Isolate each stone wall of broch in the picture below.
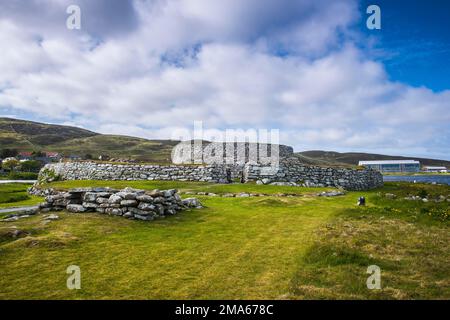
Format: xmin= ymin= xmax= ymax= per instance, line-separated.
xmin=245 ymin=158 xmax=383 ymax=191
xmin=40 ymin=157 xmax=383 ymax=191
xmin=40 ymin=162 xmax=230 ymax=183
xmin=171 ymin=141 xmax=294 ymax=164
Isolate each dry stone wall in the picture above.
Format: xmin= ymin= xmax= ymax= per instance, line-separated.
xmin=39 ymin=187 xmax=202 ymax=221
xmin=39 ymin=158 xmax=383 ymax=191
xmin=40 ymin=162 xmax=229 ymax=183
xmin=245 ymin=158 xmax=383 ymax=190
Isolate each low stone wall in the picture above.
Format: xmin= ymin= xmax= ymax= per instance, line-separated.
xmin=40 ymin=162 xmax=229 ymax=183
xmin=39 ymin=187 xmax=202 ymax=221
xmin=245 ymin=158 xmax=383 ymax=191
xmin=38 ymin=158 xmax=383 ymax=191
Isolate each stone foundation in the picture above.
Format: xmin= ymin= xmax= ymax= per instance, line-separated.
xmin=39 ymin=187 xmax=202 ymax=221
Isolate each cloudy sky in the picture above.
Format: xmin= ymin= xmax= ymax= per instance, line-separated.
xmin=0 ymin=0 xmax=449 ymax=159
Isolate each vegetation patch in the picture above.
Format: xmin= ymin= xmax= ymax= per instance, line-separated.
xmin=0 ymin=183 xmax=43 ymax=210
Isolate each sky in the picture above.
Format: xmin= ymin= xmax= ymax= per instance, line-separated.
xmin=0 ymin=0 xmax=449 ymax=160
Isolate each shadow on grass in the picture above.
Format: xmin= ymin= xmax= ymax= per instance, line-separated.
xmin=288 ymin=198 xmax=450 ymax=299
xmin=289 ymin=239 xmax=402 ymax=299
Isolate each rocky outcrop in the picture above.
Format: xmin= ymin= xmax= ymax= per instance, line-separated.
xmin=39 ymin=187 xmax=202 ymax=221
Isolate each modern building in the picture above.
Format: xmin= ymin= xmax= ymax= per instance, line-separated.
xmin=423 ymin=166 xmax=447 ymax=173
xmin=358 ymin=160 xmax=420 ymax=172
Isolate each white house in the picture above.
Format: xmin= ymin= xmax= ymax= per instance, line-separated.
xmin=423 ymin=166 xmax=447 ymax=173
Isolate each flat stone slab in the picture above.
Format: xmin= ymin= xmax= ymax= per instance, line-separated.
xmin=0 ymin=206 xmax=39 ymax=215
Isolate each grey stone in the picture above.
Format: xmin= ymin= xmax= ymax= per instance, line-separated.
xmin=69 ymin=187 xmax=93 ymax=193
xmin=2 ymin=216 xmax=19 ymax=222
xmin=222 ymin=193 xmax=235 ymax=197
xmin=128 ymin=207 xmax=149 ymax=216
xmin=182 ymin=198 xmax=203 ymax=208
xmin=138 ymin=202 xmax=156 ymax=211
xmin=67 ymin=204 xmax=86 ymax=213
xmin=96 ymin=197 xmax=110 ymax=204
xmin=108 ymin=194 xmax=122 ymax=204
xmin=163 ymin=189 xmax=177 ymax=197
xmin=318 ymin=191 xmax=346 ymax=197
xmin=105 ymin=208 xmax=122 ymax=216
xmin=44 ymin=214 xmax=60 ymax=221
xmin=237 ymin=193 xmax=250 ymax=197
xmin=83 ymin=192 xmax=98 ymax=202
xmin=123 ymin=212 xmax=134 ymax=218
xmin=116 ymin=192 xmax=136 ymax=200
xmin=136 ymin=194 xmax=154 ymax=202
xmin=147 ymin=189 xmax=163 ymax=197
xmin=134 ymin=214 xmax=154 ymax=221
xmin=96 ymin=208 xmax=106 ymax=214
xmin=82 ymin=202 xmax=99 ymax=209
xmin=120 ymin=200 xmax=138 ymax=207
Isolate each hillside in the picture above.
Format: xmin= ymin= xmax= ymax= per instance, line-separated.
xmin=1 ymin=117 xmax=449 ymax=166
xmin=48 ymin=135 xmax=178 ymax=162
xmin=0 ymin=117 xmax=97 ymax=148
xmin=0 ymin=117 xmax=177 ymax=162
xmin=297 ymin=150 xmax=450 ymax=168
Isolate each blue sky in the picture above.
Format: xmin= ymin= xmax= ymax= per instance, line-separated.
xmin=360 ymin=0 xmax=450 ymax=91
xmin=0 ymin=0 xmax=449 ymax=160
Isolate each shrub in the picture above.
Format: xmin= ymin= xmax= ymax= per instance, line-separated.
xmin=38 ymin=168 xmax=61 ymax=184
xmin=20 ymin=160 xmax=42 ymax=172
xmin=7 ymin=172 xmax=38 ymax=180
xmin=418 ymin=189 xmax=428 ymax=199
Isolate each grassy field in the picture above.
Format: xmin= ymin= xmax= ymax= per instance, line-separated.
xmin=0 ymin=181 xmax=448 ymax=299
xmin=0 ymin=183 xmax=43 ymax=210
xmin=42 ymin=179 xmax=333 ymax=196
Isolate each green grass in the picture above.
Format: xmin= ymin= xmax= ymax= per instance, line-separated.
xmin=0 ymin=181 xmax=448 ymax=299
xmin=3 ymin=172 xmax=39 ymax=180
xmin=43 ymin=179 xmax=333 ymax=195
xmin=0 ymin=183 xmax=43 ymax=209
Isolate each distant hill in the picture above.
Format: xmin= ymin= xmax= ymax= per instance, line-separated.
xmin=0 ymin=117 xmax=98 ymax=148
xmin=1 ymin=117 xmax=449 ymax=167
xmin=0 ymin=117 xmax=177 ymax=163
xmin=297 ymin=150 xmax=450 ymax=168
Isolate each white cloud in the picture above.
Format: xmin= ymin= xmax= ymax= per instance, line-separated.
xmin=0 ymin=0 xmax=448 ymax=159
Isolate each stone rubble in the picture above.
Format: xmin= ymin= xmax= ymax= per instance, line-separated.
xmin=38 ymin=187 xmax=202 ymax=221
xmin=0 ymin=208 xmax=39 ymax=222
xmin=317 ymin=191 xmax=346 ymax=197
xmin=403 ymin=194 xmax=449 ymax=203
